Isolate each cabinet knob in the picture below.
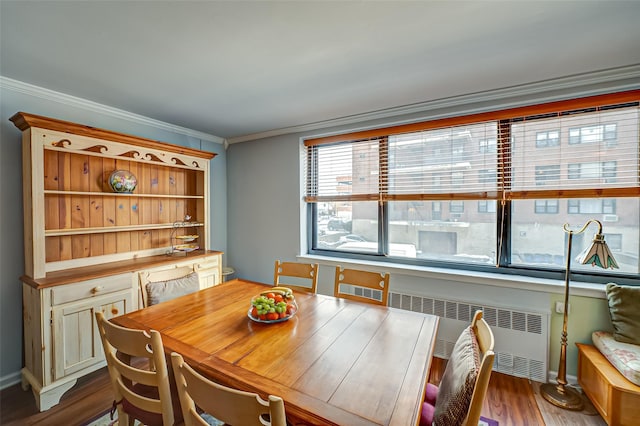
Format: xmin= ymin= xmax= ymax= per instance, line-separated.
xmin=91 ymin=286 xmax=103 ymax=294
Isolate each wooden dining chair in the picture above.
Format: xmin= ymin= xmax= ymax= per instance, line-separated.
xmin=420 ymin=310 xmax=495 ymax=426
xmin=171 ymin=352 xmax=288 ymax=426
xmin=95 ymin=311 xmax=178 ymax=426
xmin=333 ymin=266 xmax=390 ymax=306
xmin=273 ymin=260 xmax=319 ymax=293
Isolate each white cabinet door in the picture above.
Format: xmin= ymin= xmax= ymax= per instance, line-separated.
xmin=194 ymin=255 xmax=221 ymax=289
xmin=51 ymin=290 xmax=132 ymax=380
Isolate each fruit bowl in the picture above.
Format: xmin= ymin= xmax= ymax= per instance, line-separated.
xmin=248 ymin=287 xmax=297 ymax=323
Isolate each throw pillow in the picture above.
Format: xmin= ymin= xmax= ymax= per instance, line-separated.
xmin=146 ymin=272 xmax=200 ymax=306
xmin=432 ymin=325 xmax=481 ymax=426
xmin=605 ymin=283 xmax=640 ymax=345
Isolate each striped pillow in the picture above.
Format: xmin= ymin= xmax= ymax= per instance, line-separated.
xmin=433 ymin=325 xmax=481 ymax=426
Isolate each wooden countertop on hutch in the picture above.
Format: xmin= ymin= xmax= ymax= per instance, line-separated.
xmin=20 ymin=250 xmax=223 ymax=289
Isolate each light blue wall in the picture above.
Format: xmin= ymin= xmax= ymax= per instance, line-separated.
xmin=226 ymin=134 xmax=303 ymax=282
xmin=0 ymin=83 xmax=227 ymax=386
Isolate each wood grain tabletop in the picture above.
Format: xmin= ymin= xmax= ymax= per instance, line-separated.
xmin=112 ymin=278 xmax=439 ymax=426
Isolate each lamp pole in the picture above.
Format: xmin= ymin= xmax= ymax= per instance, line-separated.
xmin=541 ymin=224 xmax=583 ymax=410
xmin=540 ymin=219 xmax=618 ymax=410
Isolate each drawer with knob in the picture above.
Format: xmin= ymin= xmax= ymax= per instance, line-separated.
xmin=50 ymin=273 xmax=132 ymax=306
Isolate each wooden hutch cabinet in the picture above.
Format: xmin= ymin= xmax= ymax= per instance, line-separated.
xmin=10 ymin=112 xmax=222 ymax=410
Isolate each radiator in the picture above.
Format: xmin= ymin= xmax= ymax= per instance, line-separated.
xmin=388 ymin=291 xmax=549 ymax=383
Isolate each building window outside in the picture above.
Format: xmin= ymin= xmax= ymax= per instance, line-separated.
xmin=478 ymin=200 xmax=497 ymax=213
xmin=536 ymin=130 xmax=560 ymax=147
xmin=452 ymin=140 xmax=465 ymax=160
xmin=479 ymin=169 xmax=497 ymax=184
xmin=568 ymin=161 xmax=617 ymax=182
xmin=450 ymin=201 xmax=465 ymax=213
xmin=479 ymin=138 xmax=497 ymax=153
xmin=603 ymin=161 xmax=617 ymax=182
xmin=432 ymin=202 xmax=442 ymax=220
xmin=535 ymin=165 xmax=560 ymax=185
xmin=569 ymin=123 xmax=617 ymax=145
xmin=534 ymin=199 xmax=559 ymax=214
xmin=605 ymin=233 xmax=623 ymax=251
xmin=568 ymin=198 xmax=616 ymax=214
xmin=451 ymin=171 xmax=464 ymax=187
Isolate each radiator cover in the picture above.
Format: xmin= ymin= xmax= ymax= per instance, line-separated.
xmin=388 ymin=291 xmax=549 ymax=382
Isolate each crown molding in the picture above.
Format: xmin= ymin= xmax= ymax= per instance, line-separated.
xmin=227 ymin=64 xmax=640 ymax=144
xmin=0 ymin=76 xmax=225 ymax=145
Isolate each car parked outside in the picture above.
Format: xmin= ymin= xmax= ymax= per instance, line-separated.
xmin=327 ymin=218 xmax=352 ymax=232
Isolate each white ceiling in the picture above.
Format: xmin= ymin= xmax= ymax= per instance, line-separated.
xmin=2 ymin=1 xmax=640 ymax=142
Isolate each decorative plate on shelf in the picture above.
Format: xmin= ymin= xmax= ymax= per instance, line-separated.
xmin=175 ymin=235 xmax=199 ymax=242
xmin=108 ymin=170 xmax=137 ymax=193
xmin=248 ymin=287 xmax=297 ymax=324
xmin=173 ymin=244 xmax=199 ymax=252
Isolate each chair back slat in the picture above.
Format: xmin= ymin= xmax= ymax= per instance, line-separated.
xmin=171 ymin=352 xmax=287 ymax=426
xmin=334 ymin=266 xmax=390 ymax=306
xmin=96 ymin=311 xmax=175 ymax=426
xmin=274 ymin=260 xmax=319 ymax=293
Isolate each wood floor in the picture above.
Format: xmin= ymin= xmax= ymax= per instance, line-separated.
xmin=0 ymin=357 xmax=606 ymax=426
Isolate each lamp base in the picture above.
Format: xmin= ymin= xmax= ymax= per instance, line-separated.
xmin=540 ymin=382 xmax=584 ymax=411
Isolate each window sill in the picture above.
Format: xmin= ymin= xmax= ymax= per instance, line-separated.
xmin=298 ymin=254 xmax=609 ymax=299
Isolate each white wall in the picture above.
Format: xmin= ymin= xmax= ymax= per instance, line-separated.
xmin=0 ymin=80 xmax=227 ymax=388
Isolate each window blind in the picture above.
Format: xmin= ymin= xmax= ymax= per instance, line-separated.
xmin=305 ymin=138 xmax=383 ymax=202
xmin=305 ymin=91 xmax=640 ymax=204
xmin=386 ymin=122 xmax=499 ymax=200
xmin=506 ymin=104 xmax=639 ymax=200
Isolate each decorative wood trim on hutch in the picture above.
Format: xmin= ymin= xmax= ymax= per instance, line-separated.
xmin=11 ymin=112 xmax=222 ymax=411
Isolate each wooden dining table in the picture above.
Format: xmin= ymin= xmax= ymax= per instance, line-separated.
xmin=111 ymin=278 xmax=439 ymax=426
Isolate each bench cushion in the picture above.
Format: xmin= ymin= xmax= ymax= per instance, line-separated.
xmin=593 ymin=331 xmax=640 ymax=386
xmin=605 ymin=283 xmax=640 ymax=345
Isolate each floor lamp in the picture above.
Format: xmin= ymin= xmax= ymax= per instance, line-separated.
xmin=540 ymin=219 xmax=619 ymax=410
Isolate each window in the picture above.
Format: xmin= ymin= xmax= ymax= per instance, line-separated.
xmin=536 ymin=130 xmax=560 ymax=147
xmin=535 ymin=165 xmax=560 ymax=185
xmin=479 ymin=169 xmax=496 ymax=184
xmin=535 ymin=199 xmax=559 ymax=214
xmin=568 ymin=161 xmax=617 ymax=182
xmin=451 ymin=171 xmax=464 ymax=187
xmin=305 ymin=91 xmax=640 ymax=278
xmin=568 ymin=199 xmax=616 ymax=214
xmin=479 ymin=138 xmax=497 ymax=153
xmin=605 ymin=233 xmax=622 ymax=251
xmin=603 ymin=161 xmax=617 ymax=182
xmin=432 ymin=202 xmax=442 ymax=220
xmin=450 ymin=201 xmax=465 ymax=213
xmin=478 ymin=200 xmax=497 ymax=213
xmin=569 ymin=123 xmax=617 ymax=145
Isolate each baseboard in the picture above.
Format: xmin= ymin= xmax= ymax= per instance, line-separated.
xmin=544 ymin=369 xmax=580 ymax=387
xmin=0 ymin=370 xmax=22 ymax=390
